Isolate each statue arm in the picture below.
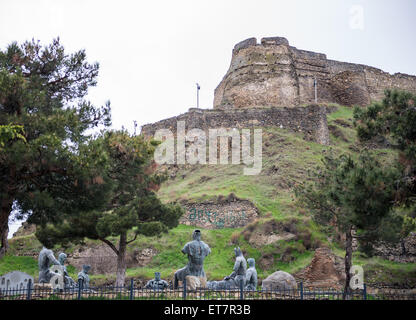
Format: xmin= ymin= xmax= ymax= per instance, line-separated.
xmin=47 ymin=251 xmax=60 ymax=266
xmin=232 ymin=259 xmax=241 ymax=273
xmin=181 ymin=243 xmax=189 ymax=255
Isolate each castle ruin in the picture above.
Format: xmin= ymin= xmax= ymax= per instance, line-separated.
xmin=214 ymin=37 xmax=416 ymax=108
xmin=142 ymin=37 xmax=416 ymax=146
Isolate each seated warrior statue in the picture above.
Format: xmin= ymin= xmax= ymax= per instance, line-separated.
xmin=245 ymin=258 xmax=258 ymax=290
xmin=77 ymin=265 xmax=91 ymax=289
xmin=207 ymin=247 xmax=247 ymax=290
xmin=224 ymin=247 xmax=247 ymax=288
xmin=145 ymin=272 xmax=169 ymax=290
xmin=58 ymin=253 xmax=76 ymax=288
xmin=38 ymin=247 xmax=61 ymax=283
xmin=174 ymin=229 xmax=211 ymax=289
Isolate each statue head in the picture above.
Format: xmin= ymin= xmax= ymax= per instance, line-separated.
xmin=58 ymin=252 xmax=67 ymax=265
xmin=247 ymin=258 xmax=255 ymax=267
xmin=82 ymin=265 xmax=91 ymax=274
xmin=192 ymin=229 xmax=201 ymax=241
xmin=154 ymin=272 xmax=161 ymax=281
xmin=234 ymin=247 xmax=243 ymax=257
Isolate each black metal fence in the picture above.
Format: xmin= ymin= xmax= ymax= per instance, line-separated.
xmin=1 ymin=278 xmax=415 ymax=300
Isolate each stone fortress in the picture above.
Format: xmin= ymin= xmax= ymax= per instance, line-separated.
xmin=214 ymin=36 xmax=416 ymax=108
xmin=141 ymin=36 xmax=416 ymax=146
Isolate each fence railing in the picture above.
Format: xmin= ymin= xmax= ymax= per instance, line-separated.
xmin=1 ymin=279 xmax=415 ymax=300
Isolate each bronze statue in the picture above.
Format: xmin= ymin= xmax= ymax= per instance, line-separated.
xmin=38 ymin=247 xmax=60 ymax=283
xmin=145 ymin=272 xmax=169 ymax=290
xmin=207 ymin=247 xmax=247 ymax=290
xmin=224 ymin=247 xmax=247 ymax=287
xmin=245 ymin=258 xmax=257 ymax=290
xmin=58 ymin=252 xmax=76 ymax=288
xmin=77 ymin=265 xmax=91 ymax=289
xmin=174 ymin=229 xmax=211 ymax=289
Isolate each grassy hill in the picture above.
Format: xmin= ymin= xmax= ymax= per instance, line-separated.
xmin=2 ymin=105 xmax=415 ymax=287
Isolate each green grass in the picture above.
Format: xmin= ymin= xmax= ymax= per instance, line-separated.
xmin=0 ymin=255 xmax=38 ymax=277
xmin=2 ymin=105 xmax=415 ymax=288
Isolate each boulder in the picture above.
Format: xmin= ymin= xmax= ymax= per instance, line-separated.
xmin=185 ymin=275 xmax=207 ymax=291
xmin=261 ymin=271 xmax=297 ymax=291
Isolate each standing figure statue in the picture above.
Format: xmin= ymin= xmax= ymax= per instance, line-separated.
xmin=38 ymin=247 xmax=61 ymax=283
xmin=224 ymin=247 xmax=247 ymax=288
xmin=245 ymin=258 xmax=258 ymax=290
xmin=145 ymin=272 xmax=169 ymax=290
xmin=58 ymin=253 xmax=76 ymax=288
xmin=174 ymin=229 xmax=211 ymax=289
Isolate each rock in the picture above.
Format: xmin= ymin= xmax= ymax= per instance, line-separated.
xmin=372 ymin=232 xmax=416 ymax=263
xmin=261 ymin=271 xmax=297 ymax=291
xmin=185 ymin=276 xmax=207 ymax=291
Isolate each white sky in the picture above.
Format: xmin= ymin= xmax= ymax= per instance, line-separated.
xmin=1 ymin=0 xmax=415 ymax=133
xmin=1 ymin=0 xmax=415 ymax=236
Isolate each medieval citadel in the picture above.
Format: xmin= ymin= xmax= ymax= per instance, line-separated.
xmin=142 ymin=36 xmax=416 ymax=145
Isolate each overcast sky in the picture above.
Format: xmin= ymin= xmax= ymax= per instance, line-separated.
xmin=1 ymin=0 xmax=416 ymax=236
xmin=1 ymin=0 xmax=415 ymax=135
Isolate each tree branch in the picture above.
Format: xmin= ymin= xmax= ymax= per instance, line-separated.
xmin=126 ymin=233 xmax=138 ymax=245
xmin=98 ymin=237 xmax=119 ymax=255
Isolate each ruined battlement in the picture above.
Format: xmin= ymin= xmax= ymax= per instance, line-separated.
xmin=214 ymin=37 xmax=416 ymax=109
xmin=141 ymin=105 xmax=330 ymax=145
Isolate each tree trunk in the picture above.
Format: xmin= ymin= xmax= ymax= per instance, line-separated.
xmin=0 ymin=198 xmax=12 ymax=258
xmin=343 ymin=226 xmax=353 ymax=300
xmin=115 ymin=232 xmax=127 ymax=287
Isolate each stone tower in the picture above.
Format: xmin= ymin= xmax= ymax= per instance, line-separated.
xmin=214 ymin=37 xmax=416 ymax=109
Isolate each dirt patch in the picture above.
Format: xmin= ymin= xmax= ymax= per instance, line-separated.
xmin=249 ymin=232 xmax=296 ymax=246
xmin=328 ymin=125 xmax=349 ymax=142
xmin=295 ymin=247 xmax=345 ymax=289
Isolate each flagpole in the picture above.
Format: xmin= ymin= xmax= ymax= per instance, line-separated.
xmin=196 ymin=83 xmax=200 ymax=108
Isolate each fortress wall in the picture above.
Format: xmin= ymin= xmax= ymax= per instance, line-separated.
xmin=326 ymin=59 xmax=416 ymax=103
xmin=290 ymin=46 xmax=333 ymax=105
xmin=216 ymin=44 xmax=302 ymax=108
xmin=141 ymin=105 xmax=329 ymax=145
xmin=214 ymin=37 xmax=416 ymax=109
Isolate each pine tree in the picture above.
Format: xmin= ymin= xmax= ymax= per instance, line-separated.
xmin=0 ymin=38 xmax=111 ymax=257
xmin=295 ymin=151 xmax=399 ymax=296
xmin=36 ymin=130 xmax=184 ymax=286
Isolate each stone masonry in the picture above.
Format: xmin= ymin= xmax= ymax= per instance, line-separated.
xmin=214 ymin=37 xmax=416 ymax=108
xmin=141 ymin=105 xmax=329 ymax=145
xmin=179 ymin=197 xmax=259 ymax=230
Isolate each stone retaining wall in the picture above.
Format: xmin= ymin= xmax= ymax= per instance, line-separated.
xmin=179 ymin=197 xmax=259 ymax=229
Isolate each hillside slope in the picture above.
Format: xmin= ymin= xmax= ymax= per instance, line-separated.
xmin=2 ymin=105 xmax=415 ymax=288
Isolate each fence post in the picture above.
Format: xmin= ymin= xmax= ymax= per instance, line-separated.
xmin=130 ymin=279 xmax=134 ymax=300
xmin=239 ymin=278 xmax=244 ymax=300
xmin=363 ymin=283 xmax=367 ymax=300
xmin=182 ymin=278 xmax=187 ymax=300
xmin=26 ymin=279 xmax=32 ymax=300
xmin=300 ymin=281 xmax=303 ymax=300
xmin=78 ymin=278 xmax=83 ymax=300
